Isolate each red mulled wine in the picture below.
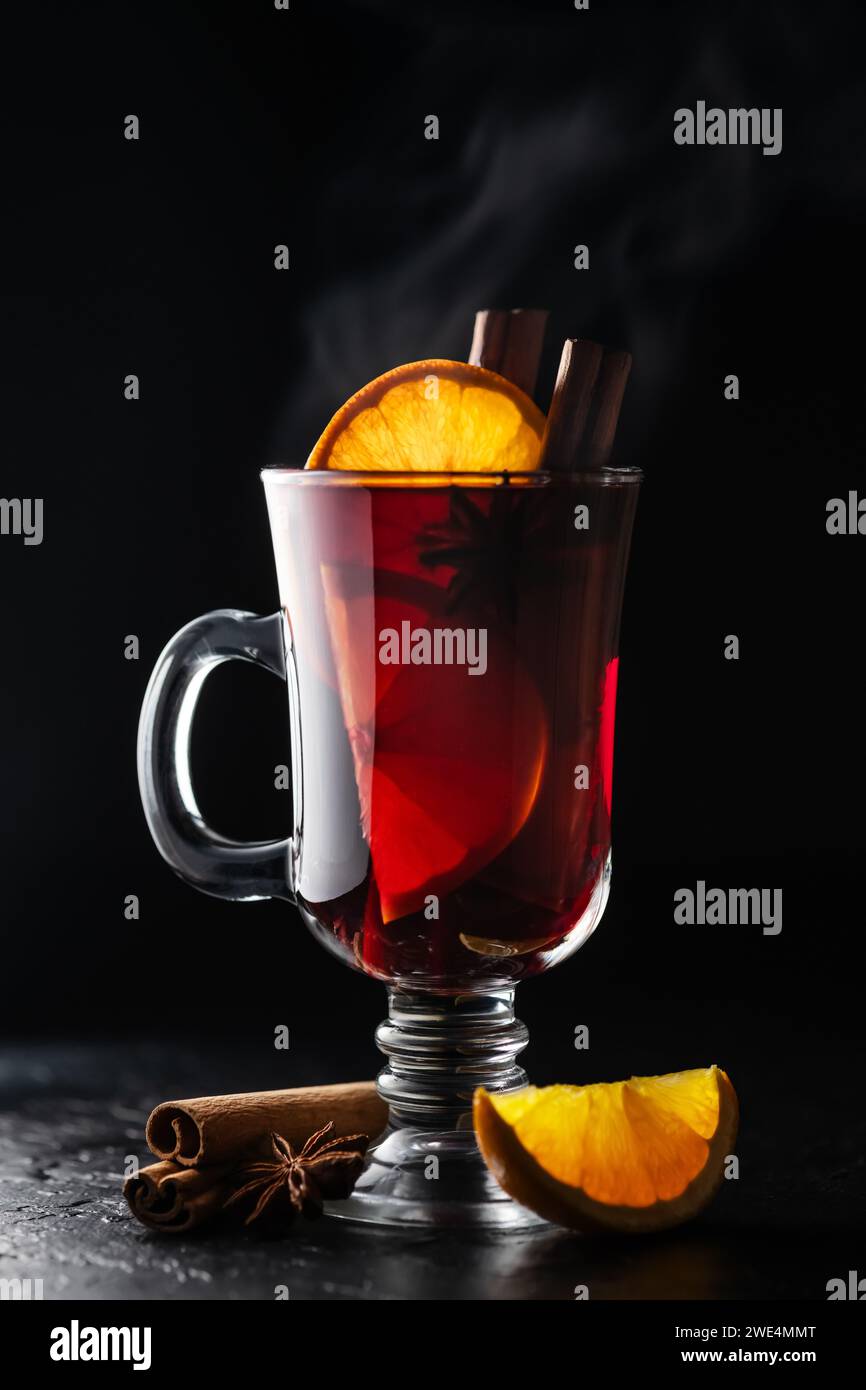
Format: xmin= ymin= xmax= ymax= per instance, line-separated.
xmin=265 ymin=471 xmax=639 ymax=990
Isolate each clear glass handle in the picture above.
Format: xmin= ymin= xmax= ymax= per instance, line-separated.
xmin=137 ymin=609 xmax=294 ymax=902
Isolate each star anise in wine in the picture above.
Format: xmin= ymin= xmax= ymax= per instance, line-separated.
xmin=224 ymin=1123 xmax=369 ymax=1227
xmin=417 ymin=485 xmax=548 ymax=623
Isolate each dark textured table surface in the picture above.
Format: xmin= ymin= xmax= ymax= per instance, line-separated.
xmin=1 ymin=1040 xmax=864 ymax=1302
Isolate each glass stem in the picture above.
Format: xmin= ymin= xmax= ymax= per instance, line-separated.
xmin=375 ymin=987 xmax=529 ymax=1129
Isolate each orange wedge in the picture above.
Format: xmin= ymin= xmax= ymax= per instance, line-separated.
xmin=306 ymin=359 xmax=545 ymax=473
xmin=474 ymin=1066 xmax=738 ymax=1233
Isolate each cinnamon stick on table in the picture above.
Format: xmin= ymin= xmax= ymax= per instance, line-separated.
xmin=540 ymin=338 xmax=632 ymax=472
xmin=469 ymin=308 xmax=548 ymax=399
xmin=125 ymin=1081 xmax=386 ymax=1236
xmin=124 ymin=1160 xmax=233 ymax=1234
xmin=145 ymin=1080 xmax=386 ymax=1167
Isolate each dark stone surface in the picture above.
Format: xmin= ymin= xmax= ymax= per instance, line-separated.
xmin=1 ymin=1040 xmax=864 ymax=1301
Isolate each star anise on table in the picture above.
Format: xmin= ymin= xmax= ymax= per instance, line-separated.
xmin=417 ymin=485 xmax=549 ymax=623
xmin=224 ymin=1123 xmax=369 ymax=1227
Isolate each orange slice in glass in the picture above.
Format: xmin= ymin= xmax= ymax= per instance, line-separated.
xmin=322 ymin=569 xmax=547 ymax=922
xmin=474 ymin=1066 xmax=738 ymax=1233
xmin=306 ymin=360 xmax=545 ymax=473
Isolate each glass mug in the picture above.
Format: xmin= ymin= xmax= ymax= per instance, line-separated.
xmin=138 ymin=467 xmax=641 ymax=1227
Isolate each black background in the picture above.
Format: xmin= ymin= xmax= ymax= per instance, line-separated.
xmin=2 ymin=0 xmax=865 ymax=1132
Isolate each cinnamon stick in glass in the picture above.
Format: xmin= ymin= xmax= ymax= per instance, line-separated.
xmin=540 ymin=338 xmax=632 ymax=472
xmin=580 ymin=348 xmax=632 ymax=469
xmin=468 ymin=308 xmax=548 ymax=399
xmin=145 ymin=1080 xmax=386 ymax=1168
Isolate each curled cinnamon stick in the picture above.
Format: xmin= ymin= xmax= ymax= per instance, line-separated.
xmin=541 ymin=338 xmax=632 ymax=472
xmin=468 ymin=308 xmax=548 ymax=399
xmin=124 ymin=1160 xmax=233 ymax=1234
xmin=145 ymin=1081 xmax=386 ymax=1168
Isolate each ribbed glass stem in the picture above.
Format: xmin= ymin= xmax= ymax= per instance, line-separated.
xmin=375 ymin=987 xmax=529 ymax=1128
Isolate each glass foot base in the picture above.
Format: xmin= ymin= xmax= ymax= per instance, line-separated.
xmin=326 ymin=1124 xmax=550 ymax=1230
